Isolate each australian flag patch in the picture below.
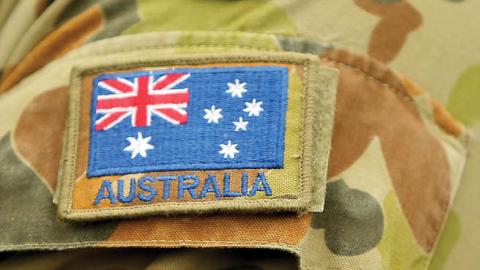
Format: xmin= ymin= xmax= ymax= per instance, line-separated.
xmin=88 ymin=67 xmax=288 ymax=177
xmin=57 ymin=53 xmax=335 ymax=221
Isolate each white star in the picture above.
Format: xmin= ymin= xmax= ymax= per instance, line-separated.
xmin=203 ymin=105 xmax=223 ymax=123
xmin=219 ymin=140 xmax=239 ymax=159
xmin=225 ymin=79 xmax=247 ymax=98
xmin=123 ymin=132 xmax=154 ymax=159
xmin=233 ymin=117 xmax=248 ymax=131
xmin=243 ymin=98 xmax=264 ymax=117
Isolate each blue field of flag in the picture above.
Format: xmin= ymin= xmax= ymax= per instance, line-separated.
xmin=87 ymin=66 xmax=289 ymax=177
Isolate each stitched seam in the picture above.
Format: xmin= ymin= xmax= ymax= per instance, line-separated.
xmin=300 ymin=63 xmax=307 ymax=202
xmin=0 ymin=240 xmax=297 ymax=246
xmin=79 ymin=55 xmax=305 ymax=75
xmin=72 ymin=199 xmax=302 ymax=213
xmin=0 ymin=241 xmax=301 ymax=259
xmin=0 ymin=241 xmax=300 ymax=252
xmin=303 ymin=61 xmax=335 ymax=211
xmin=320 ymin=57 xmax=415 ymax=104
xmin=65 ymin=71 xmax=82 ymax=214
xmin=75 ymin=45 xmax=282 ymax=59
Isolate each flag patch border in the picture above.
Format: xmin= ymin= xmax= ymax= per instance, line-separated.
xmin=56 ymin=52 xmax=337 ymax=221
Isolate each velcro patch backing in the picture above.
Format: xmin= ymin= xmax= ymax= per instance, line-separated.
xmin=57 ymin=52 xmax=337 ymax=221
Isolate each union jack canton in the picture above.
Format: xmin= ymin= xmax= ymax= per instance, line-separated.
xmin=95 ymin=73 xmax=191 ymax=130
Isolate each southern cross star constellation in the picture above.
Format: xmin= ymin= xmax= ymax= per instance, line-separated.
xmin=203 ymin=79 xmax=265 ymax=159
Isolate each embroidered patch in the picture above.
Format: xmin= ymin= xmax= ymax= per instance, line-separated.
xmin=57 ymin=52 xmax=337 ymax=221
xmin=88 ymin=67 xmax=288 ymax=177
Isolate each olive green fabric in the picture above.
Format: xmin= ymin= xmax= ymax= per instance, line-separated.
xmin=0 ymin=134 xmax=118 ymax=249
xmin=0 ymin=1 xmax=477 ymax=269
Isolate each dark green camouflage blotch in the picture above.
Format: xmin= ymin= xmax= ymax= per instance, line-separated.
xmin=0 ymin=134 xmax=117 ymax=250
xmin=311 ymin=180 xmax=384 ymax=256
xmin=56 ymin=0 xmax=139 ymax=41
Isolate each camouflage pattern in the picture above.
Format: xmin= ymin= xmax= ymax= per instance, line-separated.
xmin=0 ymin=1 xmax=478 ymax=269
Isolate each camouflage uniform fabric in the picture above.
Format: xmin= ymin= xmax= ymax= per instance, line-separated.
xmin=0 ymin=1 xmax=478 ymax=269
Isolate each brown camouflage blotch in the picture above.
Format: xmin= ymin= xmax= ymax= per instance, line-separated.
xmin=34 ymin=0 xmax=52 ymax=17
xmin=13 ymin=87 xmax=69 ymax=190
xmin=323 ymin=49 xmax=450 ymax=252
xmin=354 ymin=0 xmax=422 ymax=63
xmin=106 ymin=213 xmax=312 ymax=247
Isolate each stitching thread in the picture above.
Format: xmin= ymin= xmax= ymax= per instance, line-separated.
xmin=0 ymin=240 xmax=299 ymax=252
xmin=74 ymin=199 xmax=301 ymax=213
xmin=319 ymin=57 xmax=415 ymax=105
